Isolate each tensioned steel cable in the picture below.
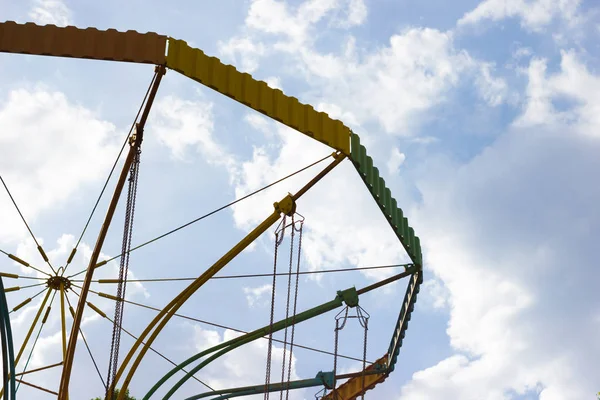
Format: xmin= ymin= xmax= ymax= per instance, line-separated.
xmin=0 ymin=249 xmax=51 ymax=278
xmin=63 ymin=293 xmax=106 ymax=390
xmin=4 ymin=282 xmax=46 ymax=291
xmin=68 ymin=288 xmax=214 ymax=391
xmin=0 ymin=176 xmax=57 ymax=275
xmin=63 ymin=73 xmax=157 ymax=273
xmin=66 ymin=153 xmax=334 ymax=280
xmin=15 ymin=290 xmax=56 ymax=394
xmin=72 ymin=284 xmax=371 ymax=364
xmin=79 ymin=263 xmax=414 ymax=283
xmin=8 ymin=288 xmax=49 ymax=315
xmin=1 ymin=276 xmax=45 ymax=281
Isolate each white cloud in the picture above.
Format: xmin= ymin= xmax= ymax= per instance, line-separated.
xmin=346 ymin=0 xmax=367 ymax=26
xmin=458 ymin=0 xmax=581 ymax=32
xmin=264 ymin=76 xmax=282 ymax=90
xmin=512 ymin=46 xmax=532 ymax=59
xmin=386 ymin=147 xmax=406 ymax=175
xmin=475 ymin=63 xmax=508 ymax=106
xmin=218 ymin=37 xmax=266 ymax=74
xmin=420 ymin=278 xmax=449 ymax=310
xmin=230 ymin=119 xmax=409 ymax=281
xmin=150 ymin=94 xmax=236 ymax=169
xmin=191 ymin=326 xmax=304 ymax=399
xmin=332 ymin=0 xmax=368 ymax=28
xmin=28 ymin=0 xmax=73 ymax=26
xmin=397 ymin=50 xmax=600 ymax=398
xmin=399 ymin=144 xmax=600 ymax=398
xmin=0 ymin=87 xmax=120 ymax=244
xmin=515 ymin=50 xmax=600 ymax=133
xmin=514 ymin=57 xmax=556 ymax=126
xmin=219 ymin=0 xmax=350 ymax=65
xmin=294 ymin=28 xmax=475 ymax=135
xmin=223 ymin=2 xmax=506 ymax=136
xmin=244 ymin=112 xmax=274 ymax=138
xmin=243 ymin=283 xmax=272 ymax=307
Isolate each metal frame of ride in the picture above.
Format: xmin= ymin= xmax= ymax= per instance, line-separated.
xmin=0 ymin=21 xmax=424 ymax=400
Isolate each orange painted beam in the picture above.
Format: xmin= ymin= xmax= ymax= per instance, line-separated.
xmin=323 ymin=356 xmax=388 ymax=400
xmin=0 ymin=21 xmax=166 ymax=64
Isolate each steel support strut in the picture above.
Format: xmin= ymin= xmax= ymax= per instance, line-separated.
xmin=58 ymin=65 xmax=166 ymax=400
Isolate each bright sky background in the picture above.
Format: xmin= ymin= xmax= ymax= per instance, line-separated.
xmin=0 ymin=0 xmax=599 ymax=399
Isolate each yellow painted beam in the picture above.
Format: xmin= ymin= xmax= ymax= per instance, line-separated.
xmin=166 ymin=38 xmax=351 ymax=155
xmin=0 ymin=22 xmax=352 ymax=155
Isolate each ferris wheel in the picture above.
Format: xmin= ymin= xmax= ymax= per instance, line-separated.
xmin=0 ymin=21 xmax=423 ymax=400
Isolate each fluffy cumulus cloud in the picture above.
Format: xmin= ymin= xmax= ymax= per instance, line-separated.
xmin=218 ymin=37 xmax=266 ymax=74
xmin=220 ymin=1 xmax=507 ymax=136
xmin=0 ymin=87 xmax=121 ymax=243
xmin=516 ymin=50 xmax=600 ymax=133
xmin=387 ymin=147 xmax=406 ymax=175
xmin=28 ymin=0 xmax=73 ymax=26
xmin=145 ymin=91 xmax=407 ymax=282
xmin=458 ymin=0 xmax=582 ymax=32
xmin=228 ymin=120 xmax=409 ymax=279
xmin=476 ymin=63 xmax=510 ymax=107
xmin=398 ymin=49 xmax=600 ymax=399
xmin=243 ymin=283 xmax=272 ymax=307
xmin=150 ymin=95 xmax=233 ymax=166
xmin=190 ymin=326 xmax=303 ymax=399
xmin=213 ymin=1 xmax=600 ymax=399
xmin=0 ymin=84 xmax=148 ymax=397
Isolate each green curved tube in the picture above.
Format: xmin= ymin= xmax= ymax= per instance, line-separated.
xmin=0 ymin=277 xmax=16 ymax=399
xmin=144 ymin=287 xmax=357 ymax=399
xmin=184 ymin=371 xmax=334 ymax=400
xmin=163 ymin=332 xmax=261 ymax=399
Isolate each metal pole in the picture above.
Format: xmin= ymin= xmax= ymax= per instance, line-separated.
xmin=58 ymin=65 xmax=166 ymax=399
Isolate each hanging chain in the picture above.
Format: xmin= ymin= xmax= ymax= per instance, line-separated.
xmin=284 ymin=217 xmax=303 ymax=400
xmin=332 ymin=306 xmax=349 ymax=400
xmin=333 ymin=322 xmax=340 ymax=400
xmin=358 ymin=307 xmax=370 ymax=400
xmin=106 ymin=141 xmax=141 ymax=399
xmin=265 ymin=216 xmax=287 ymax=400
xmin=279 ymin=215 xmax=295 ymax=400
xmin=329 ymin=305 xmax=370 ymax=400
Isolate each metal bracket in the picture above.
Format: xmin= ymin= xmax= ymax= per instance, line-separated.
xmin=273 ymin=193 xmax=296 ymax=216
xmin=337 ymin=287 xmax=359 ymax=308
xmin=316 ymin=371 xmax=335 ymax=390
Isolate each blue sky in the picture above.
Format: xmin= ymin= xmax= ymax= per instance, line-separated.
xmin=0 ymin=0 xmax=599 ymax=399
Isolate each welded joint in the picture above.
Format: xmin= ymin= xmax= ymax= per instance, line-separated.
xmin=337 ymin=287 xmax=359 ymax=308
xmin=273 ymin=193 xmax=296 ymax=216
xmin=129 ymin=125 xmax=140 ymax=146
xmin=155 ymin=64 xmax=167 ymax=75
xmin=331 ymin=151 xmax=345 ymax=161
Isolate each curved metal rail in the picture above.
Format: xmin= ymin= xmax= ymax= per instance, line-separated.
xmin=0 ymin=277 xmax=16 ymax=400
